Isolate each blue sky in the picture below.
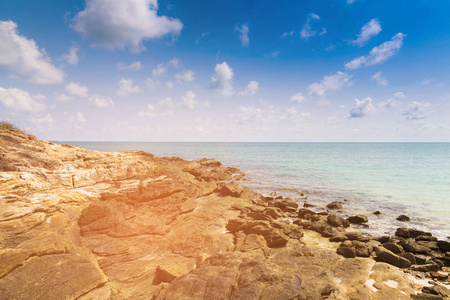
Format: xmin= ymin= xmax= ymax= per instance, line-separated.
xmin=0 ymin=0 xmax=449 ymax=142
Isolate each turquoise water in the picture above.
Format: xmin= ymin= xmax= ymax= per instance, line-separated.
xmin=63 ymin=142 xmax=450 ymax=240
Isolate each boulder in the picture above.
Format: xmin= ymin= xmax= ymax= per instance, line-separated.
xmin=375 ymin=247 xmax=412 ymax=268
xmin=298 ymin=208 xmax=316 ymax=219
xmin=395 ymin=228 xmax=432 ymax=239
xmin=327 ymin=214 xmax=349 ymax=227
xmin=382 ymin=242 xmax=404 ymax=254
xmin=326 ymin=201 xmax=343 ymax=210
xmin=396 ymin=214 xmax=410 ymax=222
xmin=347 ymin=214 xmax=368 ymax=224
xmin=437 ymin=240 xmax=450 ymax=252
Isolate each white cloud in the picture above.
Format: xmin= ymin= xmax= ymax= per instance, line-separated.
xmin=236 ymin=106 xmax=262 ymax=123
xmin=29 ymin=114 xmax=54 ymax=128
xmin=349 ymin=97 xmax=376 ymax=118
xmin=116 ymin=78 xmax=140 ymax=96
xmin=90 ymin=95 xmax=115 ymax=108
xmin=325 ymin=44 xmax=336 ymax=51
xmin=345 ymin=33 xmax=406 ymax=70
xmin=290 ymin=92 xmax=306 ymax=103
xmin=281 ymin=31 xmax=294 ymax=38
xmin=143 ymin=77 xmax=160 ymax=89
xmin=65 ymin=112 xmax=87 ymax=124
xmin=195 ymin=32 xmax=208 ymax=44
xmin=138 ymin=104 xmax=173 ymax=117
xmin=347 ymin=0 xmax=358 ymax=3
xmin=301 ymin=13 xmax=321 ymax=40
xmin=239 ymin=81 xmax=259 ymax=96
xmin=175 ymin=70 xmax=195 ymax=82
xmin=180 ymin=90 xmax=209 ymax=109
xmin=235 ymin=24 xmax=249 ymax=47
xmin=64 ymin=82 xmax=89 ymax=98
xmin=71 ymin=0 xmax=183 ymax=52
xmin=165 ymin=81 xmax=174 ymax=89
xmin=55 ymin=93 xmax=72 ymax=102
xmin=211 ymin=62 xmax=234 ymax=96
xmin=394 ymin=92 xmax=405 ymax=99
xmin=152 ymin=57 xmax=179 ymax=77
xmin=159 ymin=97 xmax=173 ymax=107
xmin=0 ymin=87 xmax=46 ymax=112
xmin=421 ymin=78 xmax=432 ymax=85
xmin=371 ymin=71 xmax=388 ymax=86
xmin=117 ymin=61 xmax=142 ymax=70
xmin=271 ymin=51 xmax=280 ymax=57
xmin=63 ymin=43 xmax=79 ymax=65
xmin=351 ymin=19 xmax=382 ymax=47
xmin=0 ymin=20 xmax=64 ymax=84
xmin=308 ymin=71 xmax=352 ymax=96
xmin=402 ymin=101 xmax=430 ymax=120
xmin=320 ymin=28 xmax=327 ymax=35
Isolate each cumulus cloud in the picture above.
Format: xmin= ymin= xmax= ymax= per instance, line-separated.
xmin=211 ymin=62 xmax=234 ymax=96
xmin=345 ymin=33 xmax=406 ymax=70
xmin=143 ymin=77 xmax=160 ymax=89
xmin=351 ymin=19 xmax=382 ymax=47
xmin=158 ymin=97 xmax=173 ymax=107
xmin=29 ymin=114 xmax=54 ymax=127
xmin=378 ymin=92 xmax=405 ymax=109
xmin=138 ymin=104 xmax=173 ymax=117
xmin=89 ymin=95 xmax=115 ymax=108
xmin=371 ymin=71 xmax=388 ymax=86
xmin=175 ymin=70 xmax=195 ymax=82
xmin=308 ymin=71 xmax=352 ymax=96
xmin=281 ymin=31 xmax=294 ymax=38
xmin=349 ymin=97 xmax=375 ymax=118
xmin=116 ymin=78 xmax=140 ymax=96
xmin=394 ymin=92 xmax=405 ymax=99
xmin=402 ymin=101 xmax=430 ymax=120
xmin=180 ymin=90 xmax=209 ymax=109
xmin=239 ymin=81 xmax=259 ymax=96
xmin=117 ymin=61 xmax=142 ymax=70
xmin=300 ymin=13 xmax=321 ymax=40
xmin=0 ymin=87 xmax=46 ymax=112
xmin=55 ymin=93 xmax=72 ymax=102
xmin=235 ymin=24 xmax=249 ymax=47
xmin=290 ymin=93 xmax=306 ymax=103
xmin=64 ymin=82 xmax=89 ymax=98
xmin=165 ymin=81 xmax=174 ymax=89
xmin=152 ymin=57 xmax=179 ymax=77
xmin=71 ymin=0 xmax=183 ymax=52
xmin=0 ymin=20 xmax=64 ymax=84
xmin=63 ymin=43 xmax=79 ymax=65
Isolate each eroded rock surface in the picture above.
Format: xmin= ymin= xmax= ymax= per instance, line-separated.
xmin=0 ymin=129 xmax=445 ymax=299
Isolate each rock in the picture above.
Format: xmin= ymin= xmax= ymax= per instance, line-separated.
xmin=437 ymin=240 xmax=450 ymax=252
xmin=396 ymin=228 xmax=432 ymax=239
xmin=273 ymin=198 xmax=298 ymax=213
xmin=375 ymin=246 xmax=412 ymax=268
xmin=400 ymin=252 xmax=417 ymax=264
xmin=337 ymin=245 xmax=356 ymax=258
xmin=327 ymin=214 xmax=349 ymax=227
xmin=326 ymin=201 xmax=343 ymax=210
xmin=226 ymin=219 xmax=289 ymax=248
xmin=396 ymin=214 xmax=411 ymax=221
xmin=410 ymin=263 xmax=440 ymax=272
xmin=298 ymin=208 xmax=316 ymax=219
xmin=347 ymin=214 xmax=368 ymax=224
xmin=411 ymin=293 xmax=446 ymax=300
xmin=416 ymin=235 xmax=438 ymax=242
xmin=430 ymin=271 xmax=449 ymax=281
xmin=382 ymin=242 xmax=404 ymax=254
xmin=344 ymin=231 xmax=362 ymax=241
xmin=352 ymin=241 xmax=371 ymax=257
xmin=417 ymin=241 xmax=439 ymax=250
xmin=373 ymin=210 xmax=382 ymax=215
xmin=432 ymin=285 xmax=450 ymax=297
xmin=400 ymin=241 xmax=432 ymax=254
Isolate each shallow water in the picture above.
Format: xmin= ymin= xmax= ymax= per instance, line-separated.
xmin=62 ymin=142 xmax=450 ymax=240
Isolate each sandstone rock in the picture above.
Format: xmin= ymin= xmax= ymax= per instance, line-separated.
xmin=411 ymin=293 xmax=446 ymax=299
xmin=297 ymin=208 xmax=316 ymax=219
xmin=430 ymin=271 xmax=449 ymax=281
xmin=383 ymin=242 xmax=404 ymax=254
xmin=347 ymin=214 xmax=368 ymax=224
xmin=400 ymin=241 xmax=432 ymax=254
xmin=410 ymin=263 xmax=440 ymax=272
xmin=375 ymin=246 xmax=412 ymax=268
xmin=326 ymin=201 xmax=343 ymax=210
xmin=437 ymin=240 xmax=450 ymax=252
xmin=396 ymin=228 xmax=432 ymax=239
xmin=397 ymin=214 xmax=411 ymax=221
xmin=327 ymin=214 xmax=350 ymax=227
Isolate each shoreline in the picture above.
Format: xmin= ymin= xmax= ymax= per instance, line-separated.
xmin=1 ymin=130 xmax=449 ymax=299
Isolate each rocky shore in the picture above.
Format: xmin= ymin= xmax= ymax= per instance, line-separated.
xmin=0 ymin=129 xmax=449 ymax=299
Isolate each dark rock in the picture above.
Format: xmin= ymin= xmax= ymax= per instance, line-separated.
xmin=437 ymin=240 xmax=450 ymax=252
xmin=400 ymin=253 xmax=416 ymax=265
xmin=375 ymin=236 xmax=390 ymax=244
xmin=396 ymin=214 xmax=411 ymax=222
xmin=395 ymin=228 xmax=432 ymax=239
xmin=293 ymin=219 xmax=311 ymax=228
xmin=327 ymin=214 xmax=349 ymax=228
xmin=273 ymin=198 xmax=298 ymax=213
xmin=309 ymin=219 xmax=328 ymax=234
xmin=411 ymin=293 xmax=446 ymax=300
xmin=373 ymin=210 xmax=382 ymax=215
xmin=337 ymin=242 xmax=356 ymax=258
xmin=382 ymin=242 xmax=404 ymax=254
xmin=263 ymin=207 xmax=281 ymax=219
xmin=416 ymin=235 xmax=438 ymax=242
xmin=303 ymin=202 xmax=315 ymax=208
xmin=433 ymin=285 xmax=450 ymax=298
xmin=326 ymin=201 xmax=343 ymax=210
xmin=347 ymin=215 xmax=368 ymax=224
xmin=430 ymin=271 xmax=449 ymax=281
xmin=400 ymin=241 xmax=432 ymax=254
xmin=320 ymin=226 xmax=335 ymax=238
xmin=410 ymin=263 xmax=440 ymax=272
xmin=417 ymin=241 xmax=439 ymax=251
xmin=352 ymin=241 xmax=371 ymax=257
xmin=375 ymin=247 xmax=412 ymax=268
xmin=317 ymin=211 xmax=329 ymax=216
xmin=298 ymin=208 xmax=316 ymax=219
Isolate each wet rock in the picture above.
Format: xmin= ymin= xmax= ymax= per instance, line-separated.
xmin=437 ymin=240 xmax=450 ymax=252
xmin=375 ymin=246 xmax=412 ymax=268
xmin=326 ymin=201 xmax=343 ymax=210
xmin=430 ymin=271 xmax=449 ymax=281
xmin=327 ymin=214 xmax=349 ymax=227
xmin=373 ymin=210 xmax=382 ymax=215
xmin=375 ymin=236 xmax=391 ymax=243
xmin=396 ymin=214 xmax=411 ymax=221
xmin=298 ymin=208 xmax=316 ymax=219
xmin=395 ymin=228 xmax=432 ymax=239
xmin=347 ymin=214 xmax=368 ymax=224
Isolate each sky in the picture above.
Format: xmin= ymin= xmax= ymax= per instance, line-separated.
xmin=0 ymin=0 xmax=449 ymax=142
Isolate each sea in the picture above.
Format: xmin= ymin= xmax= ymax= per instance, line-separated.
xmin=62 ymin=142 xmax=450 ymax=241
